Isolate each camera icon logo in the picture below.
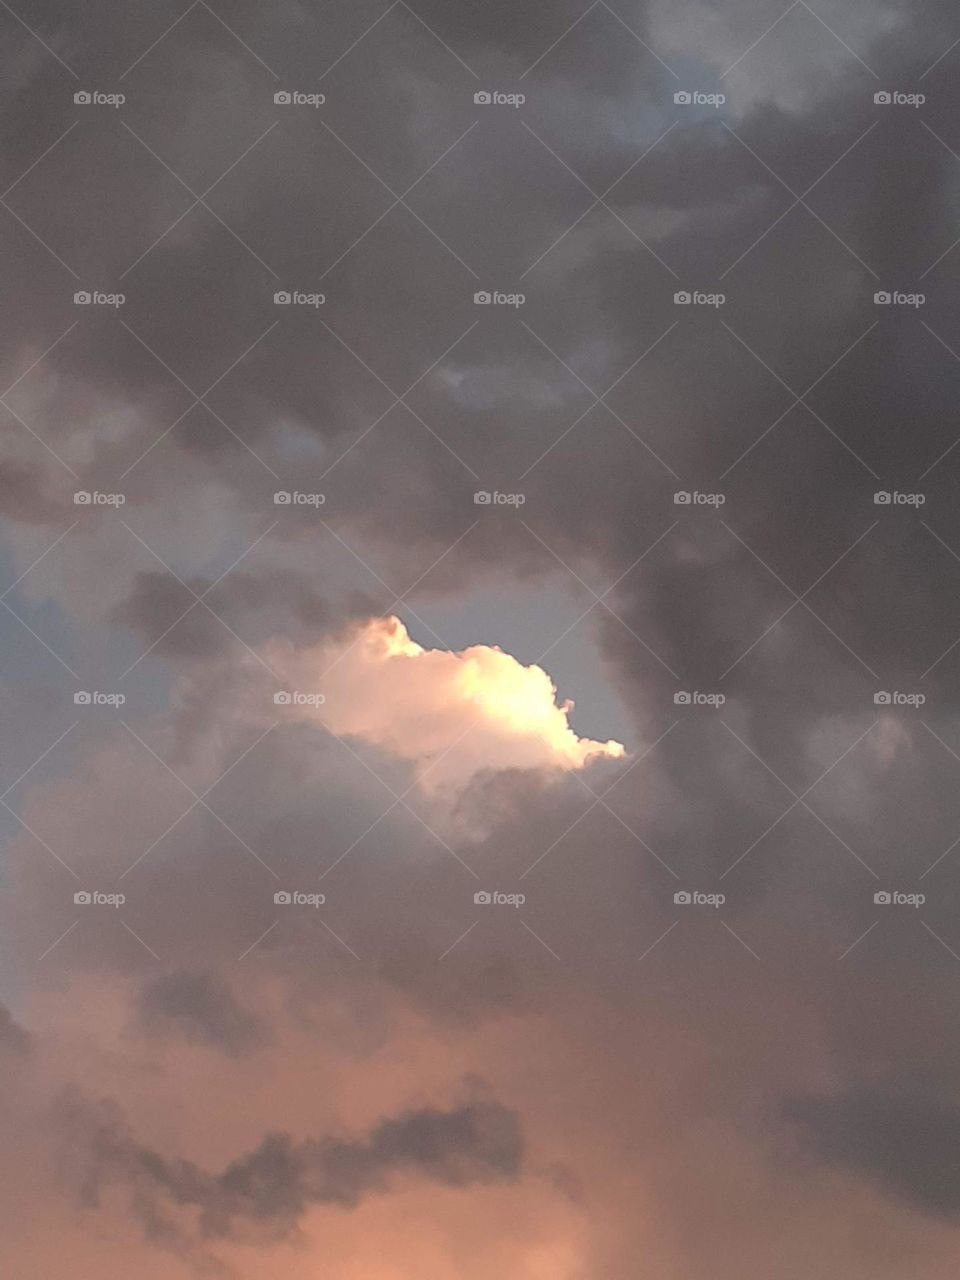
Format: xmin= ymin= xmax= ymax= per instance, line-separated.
xmin=73 ymin=491 xmax=92 ymax=504
xmin=674 ymin=91 xmax=692 ymax=105
xmin=474 ymin=491 xmax=492 ymax=504
xmin=74 ymin=91 xmax=91 ymax=105
xmin=874 ymin=890 xmax=892 ymax=904
xmin=474 ymin=890 xmax=492 ymax=904
xmin=74 ymin=691 xmax=92 ymax=705
xmin=673 ymin=691 xmax=691 ymax=705
xmin=74 ymin=291 xmax=91 ymax=305
xmin=673 ymin=491 xmax=691 ymax=505
xmin=874 ymin=691 xmax=892 ymax=705
xmin=274 ymin=91 xmax=292 ymax=105
xmin=674 ymin=890 xmax=692 ymax=904
xmin=874 ymin=91 xmax=891 ymax=105
xmin=674 ymin=290 xmax=691 ymax=304
xmin=274 ymin=890 xmax=292 ymax=904
xmin=74 ymin=890 xmax=92 ymax=904
xmin=474 ymin=91 xmax=491 ymax=105
xmin=874 ymin=291 xmax=891 ymax=304
xmin=274 ymin=291 xmax=291 ymax=304
xmin=874 ymin=491 xmax=892 ymax=504
xmin=474 ymin=291 xmax=492 ymax=304
xmin=273 ymin=491 xmax=292 ymax=504
xmin=273 ymin=691 xmax=292 ymax=705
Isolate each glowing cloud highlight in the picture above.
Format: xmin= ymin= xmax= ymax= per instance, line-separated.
xmin=268 ymin=617 xmax=625 ymax=791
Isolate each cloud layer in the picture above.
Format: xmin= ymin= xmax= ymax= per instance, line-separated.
xmin=3 ymin=0 xmax=960 ymax=1276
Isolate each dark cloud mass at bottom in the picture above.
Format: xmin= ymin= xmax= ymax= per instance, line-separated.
xmin=64 ymin=1094 xmax=522 ymax=1244
xmin=3 ymin=0 xmax=960 ymax=1276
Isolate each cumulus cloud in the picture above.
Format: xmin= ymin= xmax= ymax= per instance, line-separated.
xmin=268 ymin=616 xmax=625 ymax=790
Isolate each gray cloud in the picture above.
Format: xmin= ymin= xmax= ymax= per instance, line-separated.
xmin=785 ymin=1090 xmax=960 ymax=1221
xmin=0 ymin=1004 xmax=31 ymax=1055
xmin=64 ymin=1092 xmax=522 ymax=1245
xmin=4 ymin=0 xmax=960 ymax=1274
xmin=137 ymin=969 xmax=267 ymax=1054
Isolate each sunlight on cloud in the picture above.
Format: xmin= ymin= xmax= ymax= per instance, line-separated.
xmin=268 ymin=616 xmax=625 ymax=791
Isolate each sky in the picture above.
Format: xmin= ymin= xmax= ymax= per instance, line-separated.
xmin=2 ymin=0 xmax=960 ymax=1276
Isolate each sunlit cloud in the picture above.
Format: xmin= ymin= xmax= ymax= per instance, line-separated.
xmin=268 ymin=616 xmax=625 ymax=791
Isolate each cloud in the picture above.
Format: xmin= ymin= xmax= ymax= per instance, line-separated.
xmin=5 ymin=0 xmax=960 ymax=1275
xmin=269 ymin=616 xmax=625 ymax=790
xmin=0 ymin=1005 xmax=31 ymax=1055
xmin=137 ymin=970 xmax=267 ymax=1056
xmin=64 ymin=1092 xmax=523 ymax=1248
xmin=785 ymin=1090 xmax=960 ymax=1221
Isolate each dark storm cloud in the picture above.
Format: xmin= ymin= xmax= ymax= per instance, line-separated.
xmin=64 ymin=1091 xmax=522 ymax=1243
xmin=16 ymin=0 xmax=944 ymax=684
xmin=112 ymin=566 xmax=366 ymax=658
xmin=785 ymin=1090 xmax=960 ymax=1221
xmin=137 ymin=969 xmax=266 ymax=1054
xmin=113 ymin=571 xmax=227 ymax=659
xmin=5 ymin=0 xmax=958 ymax=612
xmin=5 ymin=1 xmax=960 ymax=1274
